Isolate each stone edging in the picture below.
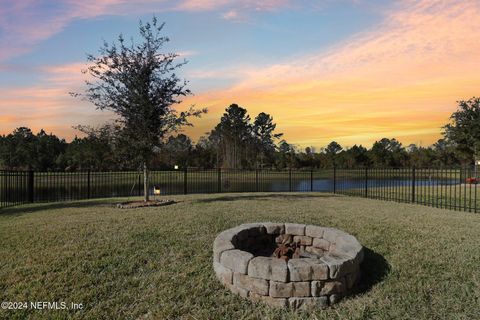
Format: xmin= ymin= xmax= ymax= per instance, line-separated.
xmin=213 ymin=222 xmax=363 ymax=310
xmin=116 ymin=200 xmax=175 ymax=209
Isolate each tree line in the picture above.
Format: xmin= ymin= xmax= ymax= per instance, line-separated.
xmin=1 ymin=97 xmax=479 ymax=171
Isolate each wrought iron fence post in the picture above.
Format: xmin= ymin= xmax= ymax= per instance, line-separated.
xmin=217 ymin=168 xmax=221 ymax=193
xmin=310 ymin=169 xmax=313 ymax=192
xmin=463 ymin=166 xmax=467 ymax=210
xmin=289 ymin=169 xmax=292 ymax=192
xmin=183 ymin=167 xmax=188 ymax=195
xmin=27 ymin=170 xmax=34 ymax=203
xmin=1 ymin=171 xmax=4 ymax=206
xmin=412 ymin=167 xmax=416 ymax=203
xmin=87 ymin=170 xmax=91 ymax=199
xmin=333 ymin=166 xmax=337 ymax=194
xmin=137 ymin=172 xmax=141 ymax=197
xmin=255 ymin=169 xmax=259 ymax=192
xmin=364 ymin=167 xmax=368 ymax=198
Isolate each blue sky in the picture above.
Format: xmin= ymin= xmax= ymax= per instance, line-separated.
xmin=1 ymin=1 xmax=385 ymax=88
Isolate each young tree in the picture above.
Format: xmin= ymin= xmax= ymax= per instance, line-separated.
xmin=73 ymin=17 xmax=205 ymax=201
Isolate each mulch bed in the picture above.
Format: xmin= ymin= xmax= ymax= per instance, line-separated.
xmin=116 ymin=199 xmax=175 ymax=209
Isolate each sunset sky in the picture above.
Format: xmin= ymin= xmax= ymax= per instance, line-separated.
xmin=0 ymin=0 xmax=479 ymax=149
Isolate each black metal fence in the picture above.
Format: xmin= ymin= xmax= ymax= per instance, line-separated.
xmin=1 ymin=167 xmax=478 ymax=213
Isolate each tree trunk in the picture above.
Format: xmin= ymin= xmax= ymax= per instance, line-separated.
xmin=143 ymin=162 xmax=149 ymax=202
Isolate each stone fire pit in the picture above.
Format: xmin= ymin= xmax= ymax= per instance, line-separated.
xmin=213 ymin=223 xmax=363 ymax=310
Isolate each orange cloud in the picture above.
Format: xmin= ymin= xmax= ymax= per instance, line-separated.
xmin=180 ymin=0 xmax=480 ymax=149
xmin=0 ymin=61 xmax=113 ymax=140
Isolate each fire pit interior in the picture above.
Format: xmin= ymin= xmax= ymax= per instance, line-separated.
xmin=213 ymin=223 xmax=364 ymax=310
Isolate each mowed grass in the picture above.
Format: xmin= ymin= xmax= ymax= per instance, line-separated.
xmin=0 ymin=193 xmax=479 ymax=320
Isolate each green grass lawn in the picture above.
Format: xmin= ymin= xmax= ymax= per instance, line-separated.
xmin=0 ymin=193 xmax=479 ymax=320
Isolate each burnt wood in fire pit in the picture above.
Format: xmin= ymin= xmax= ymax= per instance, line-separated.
xmin=273 ymin=242 xmax=300 ymax=260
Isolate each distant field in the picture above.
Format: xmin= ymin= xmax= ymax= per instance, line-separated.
xmin=0 ymin=193 xmax=479 ymax=319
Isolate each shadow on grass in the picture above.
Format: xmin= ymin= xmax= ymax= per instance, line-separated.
xmin=193 ymin=192 xmax=339 ymax=204
xmin=352 ymin=247 xmax=391 ymax=297
xmin=0 ymin=199 xmax=117 ymax=217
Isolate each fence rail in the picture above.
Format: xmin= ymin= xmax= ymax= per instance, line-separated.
xmin=0 ymin=167 xmax=478 ymax=213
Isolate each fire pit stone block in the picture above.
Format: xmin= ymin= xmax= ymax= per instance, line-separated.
xmin=248 ymin=257 xmax=288 ymax=282
xmin=311 ymin=278 xmax=346 ymax=296
xmin=220 ymin=249 xmax=253 ymax=274
xmin=288 ymin=259 xmax=314 ymax=281
xmin=263 ymin=222 xmax=285 ymax=234
xmin=213 ymin=222 xmax=363 ymax=310
xmin=213 ymin=261 xmax=233 ymax=285
xmin=233 ymin=273 xmax=269 ymax=296
xmin=213 ymin=239 xmax=235 ymax=263
xmin=312 ymin=238 xmax=330 ymax=250
xmin=285 ymin=223 xmax=306 ymax=236
xmin=321 ymin=255 xmax=356 ymax=279
xmin=293 ymin=235 xmax=313 ymax=246
xmin=305 ymin=225 xmax=325 ymax=238
xmin=270 ymin=281 xmax=310 ymax=298
xmin=226 ymin=282 xmax=249 ymax=298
